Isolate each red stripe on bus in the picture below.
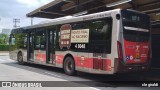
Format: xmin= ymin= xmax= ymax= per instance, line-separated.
xmin=55 ymin=55 xmax=112 ymax=71
xmin=124 ymin=39 xmax=149 ymax=64
xmin=55 ymin=55 xmax=64 ymax=64
xmin=35 ymin=53 xmax=46 ymax=61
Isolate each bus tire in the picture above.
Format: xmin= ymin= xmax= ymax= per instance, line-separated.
xmin=17 ymin=52 xmax=24 ymax=64
xmin=64 ymin=57 xmax=76 ymax=76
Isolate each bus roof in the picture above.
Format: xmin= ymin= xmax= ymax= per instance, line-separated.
xmin=14 ymin=9 xmax=121 ymax=30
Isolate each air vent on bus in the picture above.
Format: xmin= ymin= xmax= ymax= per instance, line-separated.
xmin=93 ymin=58 xmax=106 ymax=70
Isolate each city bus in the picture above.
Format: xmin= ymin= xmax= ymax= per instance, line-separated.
xmin=9 ymin=9 xmax=151 ymax=75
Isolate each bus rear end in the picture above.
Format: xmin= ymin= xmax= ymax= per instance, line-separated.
xmin=115 ymin=9 xmax=150 ymax=73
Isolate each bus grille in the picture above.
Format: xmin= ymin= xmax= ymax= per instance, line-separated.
xmin=93 ymin=58 xmax=106 ymax=70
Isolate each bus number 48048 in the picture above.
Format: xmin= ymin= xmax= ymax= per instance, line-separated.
xmin=75 ymin=44 xmax=86 ymax=49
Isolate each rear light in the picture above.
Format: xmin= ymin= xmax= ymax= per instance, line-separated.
xmin=117 ymin=41 xmax=123 ymax=60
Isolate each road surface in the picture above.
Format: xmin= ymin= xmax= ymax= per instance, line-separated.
xmin=0 ymin=55 xmax=159 ymax=90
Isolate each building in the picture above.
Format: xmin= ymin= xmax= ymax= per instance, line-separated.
xmin=0 ymin=29 xmax=11 ymax=35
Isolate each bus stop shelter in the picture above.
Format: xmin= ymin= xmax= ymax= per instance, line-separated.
xmin=27 ymin=0 xmax=160 ymax=22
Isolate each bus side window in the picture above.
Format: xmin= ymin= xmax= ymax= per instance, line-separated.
xmin=92 ymin=18 xmax=112 ymax=40
xmin=72 ymin=23 xmax=87 ymax=30
xmin=55 ymin=26 xmax=60 ymax=50
xmin=10 ymin=35 xmax=15 ymax=45
xmin=35 ymin=30 xmax=46 ymax=50
xmin=35 ymin=32 xmax=40 ymax=50
xmin=49 ymin=30 xmax=56 ymax=50
xmin=89 ymin=17 xmax=113 ymax=53
xmin=24 ymin=36 xmax=27 ymax=48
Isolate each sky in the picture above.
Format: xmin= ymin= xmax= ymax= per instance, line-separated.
xmin=0 ymin=0 xmax=53 ymax=32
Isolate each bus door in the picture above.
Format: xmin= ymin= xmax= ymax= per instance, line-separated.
xmin=27 ymin=31 xmax=34 ymax=61
xmin=34 ymin=30 xmax=47 ymax=63
xmin=47 ymin=30 xmax=56 ymax=64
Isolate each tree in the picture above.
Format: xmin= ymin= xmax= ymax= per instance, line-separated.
xmin=0 ymin=34 xmax=9 ymax=44
xmin=0 ymin=38 xmax=3 ymax=44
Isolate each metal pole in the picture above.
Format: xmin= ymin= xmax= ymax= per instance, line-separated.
xmin=31 ymin=17 xmax=33 ymax=25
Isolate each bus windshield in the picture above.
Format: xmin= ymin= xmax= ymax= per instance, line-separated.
xmin=121 ymin=10 xmax=150 ymax=42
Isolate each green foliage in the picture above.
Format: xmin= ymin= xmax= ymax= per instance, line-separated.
xmin=0 ymin=44 xmax=9 ymax=51
xmin=0 ymin=34 xmax=9 ymax=44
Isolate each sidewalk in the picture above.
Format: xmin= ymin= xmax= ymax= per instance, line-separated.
xmin=0 ymin=51 xmax=9 ymax=56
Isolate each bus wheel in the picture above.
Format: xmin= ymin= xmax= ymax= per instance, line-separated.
xmin=64 ymin=57 xmax=76 ymax=76
xmin=17 ymin=52 xmax=24 ymax=64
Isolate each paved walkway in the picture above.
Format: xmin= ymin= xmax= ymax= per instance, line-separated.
xmin=0 ymin=51 xmax=9 ymax=56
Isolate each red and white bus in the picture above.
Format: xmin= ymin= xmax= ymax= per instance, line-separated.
xmin=9 ymin=9 xmax=151 ymax=75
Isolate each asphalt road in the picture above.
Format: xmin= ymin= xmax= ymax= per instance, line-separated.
xmin=0 ymin=55 xmax=159 ymax=90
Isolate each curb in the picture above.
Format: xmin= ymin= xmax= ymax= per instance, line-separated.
xmin=0 ymin=53 xmax=9 ymax=56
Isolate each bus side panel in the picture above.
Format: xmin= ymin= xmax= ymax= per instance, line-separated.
xmin=76 ymin=53 xmax=113 ymax=74
xmin=9 ymin=50 xmax=17 ymax=60
xmin=9 ymin=49 xmax=27 ymax=62
xmin=34 ymin=50 xmax=46 ymax=62
xmin=55 ymin=51 xmax=114 ymax=74
xmin=110 ymin=11 xmax=120 ymax=73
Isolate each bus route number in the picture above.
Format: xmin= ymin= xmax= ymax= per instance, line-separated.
xmin=75 ymin=44 xmax=86 ymax=49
